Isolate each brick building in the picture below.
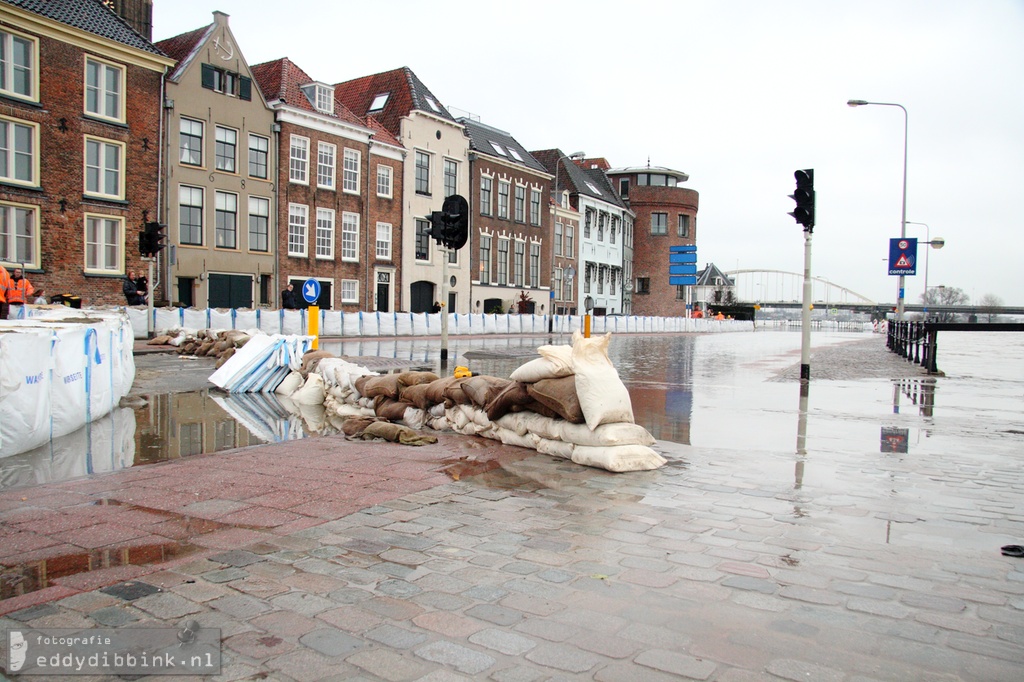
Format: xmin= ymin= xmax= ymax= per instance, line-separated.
xmin=606 ymin=165 xmax=698 ymax=316
xmin=335 ymin=67 xmax=469 ymax=313
xmin=460 ymin=117 xmax=552 ymax=315
xmin=251 ymin=58 xmax=404 ymax=312
xmin=0 ymin=0 xmax=172 ymax=305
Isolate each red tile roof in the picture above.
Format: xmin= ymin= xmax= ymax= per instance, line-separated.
xmin=153 ymin=25 xmax=209 ymax=67
xmin=334 ymin=67 xmax=414 ymax=138
xmin=251 ymin=57 xmax=367 ymax=129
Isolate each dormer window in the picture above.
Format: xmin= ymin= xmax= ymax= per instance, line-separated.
xmin=489 ymin=141 xmax=507 ymax=157
xmin=509 ymin=148 xmax=524 ymax=162
xmin=424 ymin=96 xmax=441 ymax=113
xmin=301 ymin=82 xmax=334 ymax=115
xmin=369 ymin=93 xmax=389 ymax=111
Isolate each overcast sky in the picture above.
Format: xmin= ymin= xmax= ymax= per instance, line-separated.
xmin=156 ymin=0 xmax=1024 ymax=306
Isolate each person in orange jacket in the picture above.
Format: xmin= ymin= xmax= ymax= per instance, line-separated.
xmin=7 ymin=267 xmax=34 ymax=306
xmin=0 ymin=264 xmax=11 ymax=319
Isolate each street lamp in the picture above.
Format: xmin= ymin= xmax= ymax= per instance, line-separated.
xmin=905 ymin=221 xmax=945 ymax=319
xmin=847 ymin=99 xmax=909 ymax=319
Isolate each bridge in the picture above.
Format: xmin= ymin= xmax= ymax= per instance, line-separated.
xmin=724 ymin=270 xmax=1024 ymax=316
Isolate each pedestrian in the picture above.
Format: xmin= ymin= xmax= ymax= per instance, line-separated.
xmin=281 ymin=283 xmax=298 ymax=309
xmin=136 ymin=273 xmax=148 ymax=302
xmin=0 ymin=264 xmax=10 ymax=319
xmin=7 ymin=268 xmax=34 ymax=307
xmin=33 ymin=289 xmax=46 ymax=304
xmin=431 ymin=301 xmax=441 ymax=314
xmin=123 ymin=270 xmax=145 ymax=305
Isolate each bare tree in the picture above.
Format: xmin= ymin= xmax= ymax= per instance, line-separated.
xmin=978 ymin=293 xmax=1003 ymax=322
xmin=923 ymin=286 xmax=969 ymax=322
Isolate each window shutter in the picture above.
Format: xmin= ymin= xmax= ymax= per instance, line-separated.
xmin=239 ymin=76 xmax=252 ymax=101
xmin=201 ymin=63 xmax=215 ymax=90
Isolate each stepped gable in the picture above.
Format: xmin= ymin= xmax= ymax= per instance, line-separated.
xmin=2 ymin=0 xmax=165 ymax=55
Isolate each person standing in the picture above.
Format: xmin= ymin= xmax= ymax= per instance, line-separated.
xmin=281 ymin=283 xmax=298 ymax=309
xmin=123 ymin=270 xmax=145 ymax=305
xmin=7 ymin=268 xmax=34 ymax=307
xmin=0 ymin=264 xmax=10 ymax=319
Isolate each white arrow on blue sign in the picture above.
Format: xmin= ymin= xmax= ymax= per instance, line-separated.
xmin=302 ymin=278 xmax=321 ymax=304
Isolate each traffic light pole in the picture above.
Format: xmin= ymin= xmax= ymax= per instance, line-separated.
xmin=800 ymin=228 xmax=812 ymax=384
xmin=146 ymin=256 xmax=155 ymax=338
xmin=440 ymin=245 xmax=449 ymax=370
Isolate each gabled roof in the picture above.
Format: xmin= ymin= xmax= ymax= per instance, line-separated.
xmin=335 ymin=66 xmax=457 ymax=138
xmin=251 ymin=57 xmax=366 ymax=129
xmin=362 ymin=115 xmax=403 ymax=151
xmin=459 ymin=118 xmax=547 ymax=174
xmin=2 ymin=0 xmax=165 ymax=56
xmin=696 ymin=263 xmax=734 ymax=287
xmin=532 ymin=148 xmax=627 ymax=208
xmin=154 ymin=25 xmax=213 ymax=81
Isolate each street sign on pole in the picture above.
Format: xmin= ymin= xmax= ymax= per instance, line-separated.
xmin=301 ymin=278 xmax=321 ymax=304
xmin=888 ymin=238 xmax=918 ymax=276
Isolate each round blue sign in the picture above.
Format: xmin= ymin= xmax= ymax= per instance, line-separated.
xmin=302 ymin=278 xmax=321 ymax=304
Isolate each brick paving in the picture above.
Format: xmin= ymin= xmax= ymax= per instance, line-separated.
xmin=1 ymin=335 xmax=1023 ymax=680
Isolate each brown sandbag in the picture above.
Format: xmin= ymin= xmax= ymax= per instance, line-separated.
xmin=440 ymin=377 xmax=471 ymax=407
xmin=397 ymin=371 xmax=440 ymax=388
xmin=374 ymin=395 xmax=412 ymax=421
xmin=358 ymin=374 xmax=402 ymax=400
xmin=360 ymin=421 xmax=438 ymax=446
xmin=462 ymin=375 xmax=512 ymax=408
xmin=528 ymin=376 xmax=586 ymax=424
xmin=485 ymin=381 xmax=533 ymax=421
xmin=341 ymin=416 xmax=382 ymax=437
xmin=423 ymin=376 xmax=462 ymax=405
xmin=399 ymin=383 xmax=434 ymax=410
xmin=301 ymin=349 xmax=336 ymax=375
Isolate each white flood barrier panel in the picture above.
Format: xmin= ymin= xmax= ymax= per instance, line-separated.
xmin=209 ymin=334 xmax=313 ymax=393
xmin=0 ymin=309 xmax=135 ymax=458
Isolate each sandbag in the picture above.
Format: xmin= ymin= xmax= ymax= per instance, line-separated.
xmin=276 ymin=371 xmax=304 ymax=396
xmin=441 ymin=377 xmax=471 ymax=406
xmin=536 ymin=437 xmax=575 ymax=460
xmin=401 ymin=406 xmax=427 ymax=431
xmin=571 ymin=444 xmax=666 ymax=472
xmin=342 ymin=415 xmax=383 ymax=436
xmin=509 ymin=346 xmax=573 ymax=382
xmin=485 ymin=381 xmax=532 ymax=421
xmin=423 ymin=376 xmax=464 ymax=406
xmin=497 ymin=412 xmax=562 ymax=441
xmin=361 ymin=421 xmax=438 ymax=446
xmin=528 ymin=376 xmax=585 ymax=423
xmin=399 ymin=383 xmax=434 ymax=410
xmin=557 ymin=421 xmax=656 ymax=447
xmin=397 ymin=370 xmax=440 ymax=388
xmin=462 ymin=375 xmax=512 ymax=409
xmin=358 ymin=374 xmax=402 ymax=400
xmin=572 ymin=332 xmax=634 ymax=430
xmin=374 ymin=396 xmax=412 ymax=421
xmin=291 ymin=372 xmax=325 ymax=405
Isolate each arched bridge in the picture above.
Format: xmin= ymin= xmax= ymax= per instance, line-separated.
xmin=725 ymin=269 xmax=876 ymax=307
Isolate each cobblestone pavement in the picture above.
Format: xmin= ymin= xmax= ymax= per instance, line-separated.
xmin=2 ymin=336 xmax=1022 ymax=681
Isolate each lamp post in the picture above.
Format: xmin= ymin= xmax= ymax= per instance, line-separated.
xmin=905 ymin=221 xmax=945 ymax=320
xmin=549 ymin=151 xmax=585 ymax=332
xmin=847 ymin=99 xmax=909 ymax=319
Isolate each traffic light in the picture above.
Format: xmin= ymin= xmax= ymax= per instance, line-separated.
xmin=139 ymin=221 xmax=167 ymax=257
xmin=788 ymin=169 xmax=815 ymax=231
xmin=427 ymin=211 xmax=446 ymax=243
xmin=441 ymin=195 xmax=468 ymax=250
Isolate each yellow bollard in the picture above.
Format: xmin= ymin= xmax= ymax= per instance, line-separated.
xmin=308 ymin=305 xmax=319 ymax=350
xmin=584 ymin=314 xmax=591 ymax=338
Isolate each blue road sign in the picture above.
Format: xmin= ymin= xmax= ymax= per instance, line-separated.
xmin=669 ymin=276 xmax=698 ymax=286
xmin=669 ymin=245 xmax=697 ymax=253
xmin=669 ymin=264 xmax=698 ymax=275
xmin=302 ymin=278 xmax=321 ymax=304
xmin=888 ymin=238 xmax=917 ymax=276
xmin=669 ymin=252 xmax=697 ymax=264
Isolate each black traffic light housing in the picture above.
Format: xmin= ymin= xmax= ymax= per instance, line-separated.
xmin=425 ymin=195 xmax=469 ymax=250
xmin=139 ymin=221 xmax=167 ymax=257
xmin=788 ymin=169 xmax=815 ymax=231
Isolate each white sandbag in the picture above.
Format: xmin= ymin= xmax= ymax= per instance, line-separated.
xmin=571 ymin=444 xmax=666 ymax=472
xmin=572 ymin=331 xmax=634 ymax=430
xmin=427 ymin=415 xmax=452 ymax=431
xmin=509 ymin=346 xmax=573 ymax=382
xmin=276 ymin=371 xmax=304 ymax=395
xmin=458 ymin=404 xmax=492 ymax=429
xmin=536 ymin=437 xmax=574 ymax=460
xmin=291 ymin=372 xmax=325 ymax=405
xmin=495 ymin=426 xmax=539 ymax=450
xmin=557 ymin=421 xmax=656 ymax=447
xmin=496 ymin=412 xmax=561 ymax=441
xmin=401 ymin=407 xmax=427 ymax=431
xmin=428 ymin=403 xmax=447 ymax=418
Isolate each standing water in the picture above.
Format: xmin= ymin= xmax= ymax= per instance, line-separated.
xmin=1 ymin=330 xmax=1021 ymax=492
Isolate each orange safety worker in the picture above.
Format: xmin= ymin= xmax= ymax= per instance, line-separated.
xmin=0 ymin=264 xmax=10 ymax=319
xmin=715 ymin=311 xmax=725 ymax=320
xmin=7 ymin=267 xmax=34 ymax=304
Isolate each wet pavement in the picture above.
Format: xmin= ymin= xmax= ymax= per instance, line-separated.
xmin=2 ymin=331 xmax=1024 ymax=680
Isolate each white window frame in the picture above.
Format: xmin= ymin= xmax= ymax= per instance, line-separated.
xmin=248 ymin=195 xmax=270 ymax=252
xmin=84 ymin=55 xmax=124 ymax=122
xmin=0 ymin=201 xmax=39 ymax=268
xmin=315 ymin=207 xmax=335 ymax=260
xmin=341 ymin=279 xmax=359 ymax=304
xmin=376 ymin=164 xmax=392 ymax=198
xmin=530 ymin=188 xmax=541 ymax=226
xmin=289 ymin=135 xmax=309 ymax=184
xmin=0 ymin=29 xmax=37 ymax=101
xmin=530 ymin=243 xmax=540 ymax=287
xmin=315 ymin=84 xmax=334 ymax=115
xmin=343 ymin=148 xmax=360 ymax=194
xmin=83 ymin=136 xmax=124 ymax=200
xmin=316 ymin=141 xmax=336 ymax=189
xmin=215 ymin=125 xmax=237 ymax=173
xmin=0 ymin=115 xmax=38 ymax=186
xmin=479 ymin=175 xmax=492 ymax=216
xmin=514 ymin=240 xmax=525 ymax=287
xmin=565 ymin=224 xmax=574 ymax=257
xmin=248 ymin=133 xmax=269 ymax=178
xmin=415 ymin=150 xmax=431 ymax=195
xmin=288 ymin=203 xmax=308 ymax=256
xmin=375 ymin=221 xmax=392 ymax=260
xmin=478 ymin=233 xmax=491 ymax=284
xmin=514 ymin=184 xmax=526 ymax=223
xmin=496 ymin=238 xmax=509 ymax=284
xmin=214 ymin=190 xmax=238 ymax=249
xmin=554 ymin=221 xmax=563 ymax=256
xmin=497 ymin=180 xmax=510 ymax=219
xmin=443 ymin=158 xmax=457 ymax=198
xmin=83 ymin=213 xmax=122 ymax=274
xmin=341 ymin=211 xmax=359 ymax=262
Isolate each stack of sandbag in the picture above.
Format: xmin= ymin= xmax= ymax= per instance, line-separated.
xmin=149 ymin=328 xmax=253 ymax=367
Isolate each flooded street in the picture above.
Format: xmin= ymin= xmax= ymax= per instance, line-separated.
xmin=2 ymin=329 xmax=1021 ymax=494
